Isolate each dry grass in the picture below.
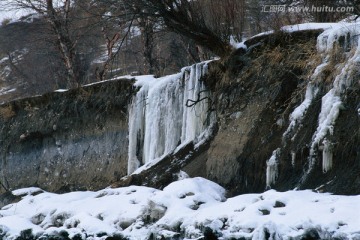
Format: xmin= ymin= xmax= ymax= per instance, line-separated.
xmin=315 ymin=44 xmax=355 ymax=84
xmin=0 ymin=104 xmax=16 ymax=120
xmin=236 ymin=39 xmax=320 ymax=85
xmin=1 ymin=18 xmax=11 ymax=26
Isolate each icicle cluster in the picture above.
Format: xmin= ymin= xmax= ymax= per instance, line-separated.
xmin=266 ymin=149 xmax=280 ymax=188
xmin=128 ymin=62 xmax=213 ymax=174
xmin=306 ymin=23 xmax=360 ymax=172
xmin=284 ymin=22 xmax=360 ymax=182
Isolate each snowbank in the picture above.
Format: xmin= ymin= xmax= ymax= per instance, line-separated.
xmin=0 ymin=177 xmax=359 ymax=239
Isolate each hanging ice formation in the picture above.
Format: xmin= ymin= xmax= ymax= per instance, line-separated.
xmin=305 ymin=23 xmax=359 ymax=174
xmin=128 ymin=62 xmax=214 ymax=174
xmin=266 ymin=22 xmax=360 ymax=188
xmin=283 ymin=22 xmax=360 ymax=185
xmin=320 ymin=138 xmax=333 ymax=173
xmin=266 ymin=148 xmax=280 ymax=188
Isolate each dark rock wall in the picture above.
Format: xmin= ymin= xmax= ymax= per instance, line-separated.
xmin=0 ymin=80 xmax=134 ymax=193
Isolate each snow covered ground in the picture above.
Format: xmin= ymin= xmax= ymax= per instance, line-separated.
xmin=0 ymin=177 xmax=359 ymax=240
xmin=0 ymin=1 xmax=34 ymax=23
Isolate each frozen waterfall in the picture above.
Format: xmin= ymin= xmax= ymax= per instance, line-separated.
xmin=128 ymin=62 xmax=213 ymax=174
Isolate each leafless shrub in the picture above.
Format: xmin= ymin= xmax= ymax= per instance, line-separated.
xmin=1 ymin=18 xmax=11 ymax=26
xmin=0 ymin=104 xmax=16 ymax=120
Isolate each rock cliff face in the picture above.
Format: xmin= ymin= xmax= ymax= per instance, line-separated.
xmin=112 ymin=29 xmax=359 ymax=197
xmin=0 ymin=80 xmax=134 ymax=193
xmin=189 ymin=29 xmax=360 ymax=196
xmin=0 ymin=28 xmax=359 ymax=197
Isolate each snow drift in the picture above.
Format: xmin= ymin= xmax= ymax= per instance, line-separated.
xmin=0 ymin=177 xmax=360 ymax=240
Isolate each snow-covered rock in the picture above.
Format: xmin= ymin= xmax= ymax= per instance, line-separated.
xmin=0 ymin=177 xmax=360 ymax=239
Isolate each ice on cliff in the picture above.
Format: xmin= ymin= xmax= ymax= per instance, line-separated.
xmin=128 ymin=62 xmax=213 ymax=174
xmin=270 ymin=20 xmax=360 ymax=185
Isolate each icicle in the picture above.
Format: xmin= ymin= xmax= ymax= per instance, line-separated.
xmin=321 ymin=138 xmax=333 ymax=173
xmin=266 ymin=149 xmax=280 ymax=188
xmin=127 ymin=62 xmax=213 ymax=174
xmin=291 ymin=151 xmax=296 ymax=167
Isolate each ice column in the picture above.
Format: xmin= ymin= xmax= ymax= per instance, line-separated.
xmin=321 ymin=138 xmax=333 ymax=173
xmin=266 ymin=149 xmax=280 ymax=188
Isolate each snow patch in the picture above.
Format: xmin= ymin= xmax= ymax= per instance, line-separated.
xmin=282 ymin=22 xmax=339 ymax=33
xmin=236 ymin=22 xmax=341 ymax=49
xmin=0 ymin=87 xmax=16 ymax=96
xmin=12 ymin=187 xmax=43 ymax=196
xmin=54 ymin=89 xmax=68 ymax=93
xmin=283 ymin=83 xmax=319 ymax=141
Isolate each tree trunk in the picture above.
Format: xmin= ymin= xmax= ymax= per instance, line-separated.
xmin=163 ymin=15 xmax=232 ymax=58
xmin=46 ymin=0 xmax=79 ymax=87
xmin=138 ymin=17 xmax=158 ymax=75
xmin=129 ymin=0 xmax=233 ymax=58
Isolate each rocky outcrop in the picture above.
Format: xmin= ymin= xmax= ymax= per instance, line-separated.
xmin=0 ymin=28 xmax=359 ymax=198
xmin=0 ymin=80 xmax=134 ymax=193
xmin=188 ymin=29 xmax=360 ymax=196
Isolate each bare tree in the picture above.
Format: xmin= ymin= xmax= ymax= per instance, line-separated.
xmin=3 ymin=0 xmax=96 ymax=87
xmin=95 ymin=17 xmax=135 ymax=80
xmin=138 ymin=15 xmax=159 ymax=75
xmin=305 ymin=0 xmax=339 ymax=22
xmin=125 ymin=0 xmax=233 ymax=58
xmin=199 ymin=0 xmax=246 ymax=42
